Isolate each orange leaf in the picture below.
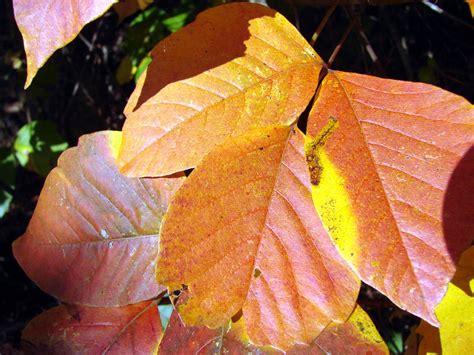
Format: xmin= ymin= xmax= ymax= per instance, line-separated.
xmin=289 ymin=305 xmax=388 ymax=354
xmin=160 ymin=306 xmax=387 ymax=354
xmin=118 ymin=3 xmax=322 ymax=177
xmin=306 ymin=70 xmax=474 ymax=325
xmin=159 ymin=310 xmax=259 ymax=354
xmin=13 ymin=131 xmax=184 ymax=306
xmin=12 ymin=0 xmax=118 ymax=88
xmin=22 ymin=301 xmax=162 ymax=354
xmin=157 ymin=126 xmax=359 ymax=350
xmin=467 ymin=0 xmax=474 ymax=17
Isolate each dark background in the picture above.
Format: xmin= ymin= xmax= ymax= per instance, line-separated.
xmin=1 ymin=0 xmax=473 ymax=353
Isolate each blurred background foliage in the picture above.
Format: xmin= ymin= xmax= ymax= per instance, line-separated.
xmin=0 ymin=0 xmax=472 ymax=352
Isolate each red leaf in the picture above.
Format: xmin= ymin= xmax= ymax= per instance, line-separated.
xmin=22 ymin=301 xmax=162 ymax=354
xmin=13 ymin=131 xmax=184 ymax=306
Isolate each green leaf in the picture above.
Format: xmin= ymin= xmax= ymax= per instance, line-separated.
xmin=0 ymin=148 xmax=17 ymax=218
xmin=14 ymin=120 xmax=68 ymax=177
xmin=162 ymin=12 xmax=189 ymax=33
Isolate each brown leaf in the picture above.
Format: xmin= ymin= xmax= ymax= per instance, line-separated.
xmin=13 ymin=131 xmax=184 ymax=306
xmin=118 ymin=3 xmax=322 ymax=177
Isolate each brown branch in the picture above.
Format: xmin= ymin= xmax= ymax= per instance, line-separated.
xmin=309 ymin=0 xmax=340 ymax=47
xmin=327 ymin=16 xmax=358 ymax=68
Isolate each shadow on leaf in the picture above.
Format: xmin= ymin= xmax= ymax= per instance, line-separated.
xmin=442 ymin=145 xmax=474 ymax=287
xmin=131 ymin=4 xmax=277 ymax=111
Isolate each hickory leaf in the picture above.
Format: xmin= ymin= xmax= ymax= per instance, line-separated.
xmin=21 ymin=301 xmax=162 ymax=353
xmin=118 ymin=3 xmax=322 ymax=177
xmin=13 ymin=131 xmax=184 ymax=306
xmin=157 ymin=125 xmax=360 ymax=350
xmin=13 ymin=0 xmax=118 ymax=88
xmin=306 ymin=71 xmax=474 ymax=325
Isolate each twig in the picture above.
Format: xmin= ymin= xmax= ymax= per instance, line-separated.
xmin=344 ymin=6 xmax=386 ymax=77
xmin=422 ymin=0 xmax=474 ymax=31
xmin=382 ymin=7 xmax=413 ymax=80
xmin=327 ymin=16 xmax=358 ymax=68
xmin=309 ymin=0 xmax=340 ymax=47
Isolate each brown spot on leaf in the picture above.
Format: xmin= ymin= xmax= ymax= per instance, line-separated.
xmin=305 ymin=116 xmax=338 ymax=186
xmin=231 ymin=309 xmax=243 ymax=322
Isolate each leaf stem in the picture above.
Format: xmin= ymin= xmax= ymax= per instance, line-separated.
xmin=309 ymin=1 xmax=340 ymax=47
xmin=327 ymin=16 xmax=357 ymax=68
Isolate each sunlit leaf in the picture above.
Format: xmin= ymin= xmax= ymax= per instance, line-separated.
xmin=417 ymin=246 xmax=474 ymax=354
xmin=467 ymin=0 xmax=474 ymax=17
xmin=159 ymin=305 xmax=387 ymax=354
xmin=119 ymin=3 xmax=322 ymax=177
xmin=0 ymin=148 xmax=17 ymax=219
xmin=12 ymin=0 xmax=118 ymax=88
xmin=159 ymin=310 xmax=260 ymax=354
xmin=13 ymin=131 xmax=184 ymax=306
xmin=306 ymin=70 xmax=474 ymax=325
xmin=289 ymin=305 xmax=388 ymax=354
xmin=22 ymin=301 xmax=162 ymax=354
xmin=14 ymin=120 xmax=68 ymax=177
xmin=157 ymin=125 xmax=359 ymax=350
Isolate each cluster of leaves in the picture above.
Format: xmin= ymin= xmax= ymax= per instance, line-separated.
xmin=10 ymin=0 xmax=474 ymax=353
xmin=0 ymin=120 xmax=67 ymax=218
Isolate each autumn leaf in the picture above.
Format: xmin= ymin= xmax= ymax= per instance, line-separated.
xmin=13 ymin=131 xmax=184 ymax=306
xmin=22 ymin=301 xmax=162 ymax=354
xmin=467 ymin=0 xmax=474 ymax=17
xmin=417 ymin=246 xmax=474 ymax=354
xmin=306 ymin=70 xmax=474 ymax=325
xmin=113 ymin=0 xmax=152 ymax=21
xmin=118 ymin=3 xmax=322 ymax=177
xmin=12 ymin=0 xmax=118 ymax=88
xmin=159 ymin=310 xmax=260 ymax=354
xmin=157 ymin=125 xmax=359 ymax=350
xmin=288 ymin=305 xmax=388 ymax=354
xmin=159 ymin=306 xmax=387 ymax=354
